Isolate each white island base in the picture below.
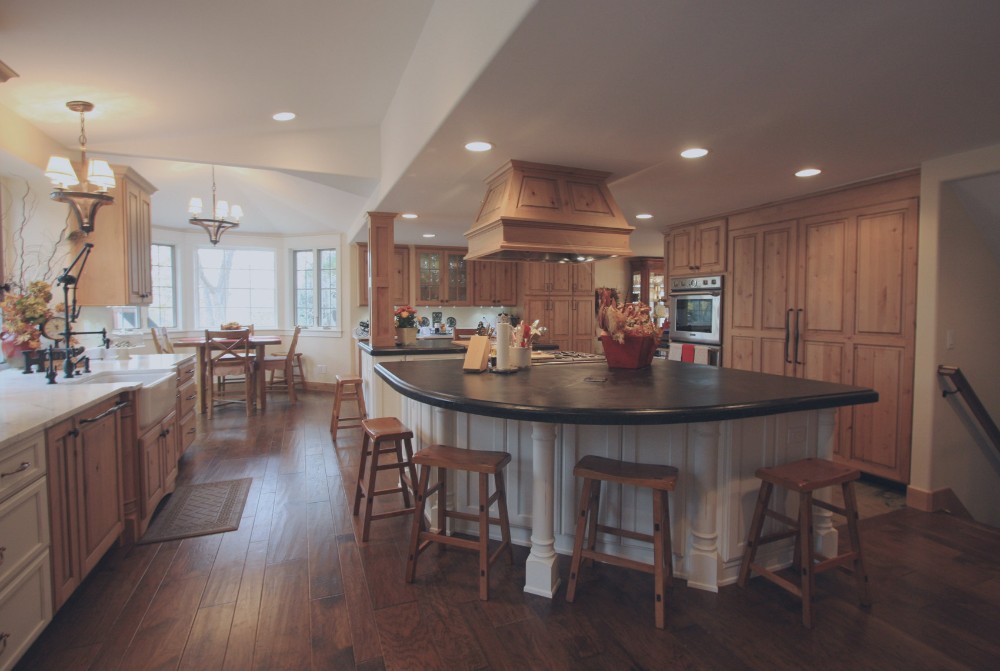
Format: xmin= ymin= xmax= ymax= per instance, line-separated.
xmin=394 ymin=393 xmax=840 ymax=597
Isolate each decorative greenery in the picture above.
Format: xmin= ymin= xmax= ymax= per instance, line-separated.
xmin=393 ymin=305 xmax=418 ymax=328
xmin=595 ymin=287 xmax=662 ymax=344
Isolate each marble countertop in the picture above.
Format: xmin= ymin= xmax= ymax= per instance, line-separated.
xmin=0 ymin=353 xmax=194 ymax=449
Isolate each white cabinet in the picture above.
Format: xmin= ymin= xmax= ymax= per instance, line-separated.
xmin=0 ymin=431 xmax=51 ymax=671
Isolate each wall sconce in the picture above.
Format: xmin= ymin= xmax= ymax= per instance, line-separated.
xmin=45 ymin=101 xmax=116 ymax=234
xmin=188 ymin=165 xmax=243 ymax=245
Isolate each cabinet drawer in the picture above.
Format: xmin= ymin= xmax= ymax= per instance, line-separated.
xmin=179 ymin=411 xmax=197 ymax=454
xmin=176 ymin=362 xmax=196 ymax=386
xmin=0 ymin=551 xmax=52 ymax=671
xmin=177 ymin=378 xmax=198 ymax=418
xmin=0 ymin=478 xmax=49 ymax=591
xmin=0 ymin=433 xmax=45 ymax=501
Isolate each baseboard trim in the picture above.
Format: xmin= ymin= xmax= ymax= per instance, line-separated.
xmin=906 ymin=485 xmax=972 ymax=518
xmin=307 ymin=382 xmax=337 ymax=393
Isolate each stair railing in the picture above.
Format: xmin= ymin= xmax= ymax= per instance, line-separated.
xmin=938 ymin=365 xmax=1000 ymax=458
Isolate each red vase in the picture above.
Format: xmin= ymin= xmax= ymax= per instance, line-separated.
xmin=599 ymin=335 xmax=657 ymax=369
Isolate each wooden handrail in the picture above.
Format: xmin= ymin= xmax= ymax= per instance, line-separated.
xmin=938 ymin=365 xmax=1000 ymax=457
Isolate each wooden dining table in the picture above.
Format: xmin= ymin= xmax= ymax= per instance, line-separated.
xmin=173 ymin=334 xmax=282 ymax=413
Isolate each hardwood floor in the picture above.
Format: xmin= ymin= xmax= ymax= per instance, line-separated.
xmin=17 ymin=392 xmax=1000 ymax=670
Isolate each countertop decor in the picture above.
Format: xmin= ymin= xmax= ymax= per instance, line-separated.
xmin=595 ymin=287 xmax=662 ymax=368
xmin=1 ymin=280 xmax=54 ymax=358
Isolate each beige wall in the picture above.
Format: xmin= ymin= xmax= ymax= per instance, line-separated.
xmin=913 ymin=143 xmax=1000 ymax=526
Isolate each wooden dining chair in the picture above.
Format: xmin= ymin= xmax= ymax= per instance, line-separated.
xmin=205 ymin=328 xmax=255 ymax=418
xmin=150 ymin=326 xmax=174 ymax=354
xmin=263 ymin=326 xmax=302 ymax=402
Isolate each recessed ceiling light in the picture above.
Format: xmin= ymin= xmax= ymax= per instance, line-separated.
xmin=422 ymin=233 xmax=436 ymax=238
xmin=680 ymin=147 xmax=709 ymax=159
xmin=401 ymin=213 xmax=418 ymax=219
xmin=635 ymin=213 xmax=653 ymax=220
xmin=464 ymin=141 xmax=493 ymax=152
xmin=272 ymin=112 xmax=296 ymax=121
xmin=795 ymin=168 xmax=822 ymax=177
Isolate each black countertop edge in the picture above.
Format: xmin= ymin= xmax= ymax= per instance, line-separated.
xmin=358 ymin=340 xmax=560 ymax=356
xmin=374 ymin=360 xmax=879 ymax=426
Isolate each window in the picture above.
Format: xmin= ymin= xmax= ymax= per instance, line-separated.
xmin=293 ymin=248 xmax=337 ymax=328
xmin=148 ymin=243 xmax=176 ymax=328
xmin=196 ymin=248 xmax=277 ymax=328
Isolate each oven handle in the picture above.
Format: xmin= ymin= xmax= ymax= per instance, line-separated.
xmin=784 ymin=309 xmax=792 ymax=364
xmin=668 ymin=291 xmax=722 ymax=299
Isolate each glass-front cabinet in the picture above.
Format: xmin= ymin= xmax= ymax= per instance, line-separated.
xmin=629 ymin=256 xmax=665 ymax=305
xmin=416 ymin=247 xmax=471 ymax=305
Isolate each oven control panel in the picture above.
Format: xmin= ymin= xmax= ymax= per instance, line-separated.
xmin=669 ymin=275 xmax=722 ymax=292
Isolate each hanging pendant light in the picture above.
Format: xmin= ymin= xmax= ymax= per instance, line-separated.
xmin=45 ymin=101 xmax=116 ymax=234
xmin=188 ymin=165 xmax=243 ymax=244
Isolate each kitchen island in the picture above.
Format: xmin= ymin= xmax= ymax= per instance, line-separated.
xmin=374 ymin=358 xmax=877 ymax=597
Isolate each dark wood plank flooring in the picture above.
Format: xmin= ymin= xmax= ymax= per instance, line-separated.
xmin=17 ymin=392 xmax=1000 ymax=670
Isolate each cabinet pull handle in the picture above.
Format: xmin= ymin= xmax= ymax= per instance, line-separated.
xmin=784 ymin=309 xmax=793 ymax=364
xmin=79 ymin=400 xmax=130 ymax=424
xmin=794 ymin=309 xmax=804 ymax=365
xmin=0 ymin=462 xmax=30 ymax=478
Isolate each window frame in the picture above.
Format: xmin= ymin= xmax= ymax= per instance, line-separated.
xmin=292 ymin=247 xmax=338 ymax=329
xmin=147 ymin=242 xmax=177 ymax=329
xmin=194 ymin=245 xmax=279 ymax=329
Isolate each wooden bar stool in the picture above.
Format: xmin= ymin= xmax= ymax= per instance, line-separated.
xmin=331 ymin=374 xmax=367 ymax=435
xmin=352 ymin=417 xmax=418 ymax=542
xmin=737 ymin=457 xmax=871 ymax=628
xmin=405 ymin=444 xmax=513 ymax=601
xmin=565 ymin=455 xmax=678 ymax=629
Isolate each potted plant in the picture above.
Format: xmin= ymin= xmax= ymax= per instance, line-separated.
xmin=595 ymin=287 xmax=662 ymax=369
xmin=1 ymin=280 xmax=55 ymax=366
xmin=393 ymin=305 xmax=419 ymax=345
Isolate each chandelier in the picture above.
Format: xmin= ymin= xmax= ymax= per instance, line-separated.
xmin=45 ymin=101 xmax=116 ymax=234
xmin=188 ymin=165 xmax=243 ymax=245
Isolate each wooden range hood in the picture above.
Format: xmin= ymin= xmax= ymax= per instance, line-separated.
xmin=464 ymin=160 xmax=634 ymax=262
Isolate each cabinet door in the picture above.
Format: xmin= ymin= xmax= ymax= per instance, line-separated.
xmin=570 ymin=295 xmax=596 ymax=353
xmin=45 ymin=418 xmax=81 ymax=610
xmin=125 ymin=179 xmax=153 ymax=304
xmin=667 ymin=226 xmax=696 ymax=276
xmin=444 ymin=250 xmax=470 ymax=305
xmin=549 ymin=264 xmax=572 ymax=294
xmin=694 ymin=219 xmax=726 ymax=273
xmin=493 ymin=262 xmax=518 ymax=305
xmin=523 ymin=263 xmax=548 ymax=293
xmin=471 ymin=262 xmax=494 ymax=305
xmin=524 ymin=297 xmax=551 ymax=344
xmin=572 ymin=263 xmax=594 ymax=294
xmin=163 ymin=412 xmax=179 ymax=490
xmin=416 ymin=249 xmax=442 ymax=303
xmin=138 ymin=423 xmax=165 ymax=520
xmin=547 ymin=297 xmax=573 ymax=351
xmin=724 ymin=221 xmax=797 ymax=375
xmin=390 ymin=246 xmax=411 ymax=306
xmin=358 ymin=244 xmax=369 ymax=306
xmin=76 ymin=401 xmax=124 ymax=576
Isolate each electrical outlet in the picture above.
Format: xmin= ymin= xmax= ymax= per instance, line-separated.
xmin=945 ymin=330 xmax=955 ymax=351
xmin=316 ymin=364 xmax=328 ymax=374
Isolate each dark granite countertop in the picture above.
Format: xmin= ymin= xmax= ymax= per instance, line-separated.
xmin=374 ymin=358 xmax=878 ymax=425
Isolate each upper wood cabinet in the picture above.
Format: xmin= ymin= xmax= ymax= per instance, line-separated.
xmin=415 ymin=247 xmax=470 ymax=305
xmin=470 ymin=261 xmax=518 ymax=306
xmin=522 ymin=263 xmax=593 ymax=295
xmin=72 ymin=166 xmax=156 ymax=306
xmin=724 ymin=194 xmax=918 ymax=483
xmin=666 ymin=219 xmax=726 ymax=276
xmin=629 ymin=257 xmax=665 ymax=305
xmin=357 ymin=243 xmax=410 ymax=307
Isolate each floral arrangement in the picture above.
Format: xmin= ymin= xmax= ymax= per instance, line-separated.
xmin=1 ymin=280 xmax=55 ymax=349
xmin=596 ymin=287 xmax=662 ymax=344
xmin=394 ymin=305 xmax=418 ymax=329
xmin=515 ymin=319 xmax=547 ymax=347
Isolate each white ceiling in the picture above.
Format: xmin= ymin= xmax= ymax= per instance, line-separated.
xmin=3 ymin=0 xmax=1000 ymax=251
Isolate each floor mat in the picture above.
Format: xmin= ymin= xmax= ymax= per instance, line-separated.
xmin=139 ymin=478 xmax=252 ymax=544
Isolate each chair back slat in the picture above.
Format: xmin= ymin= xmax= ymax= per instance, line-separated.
xmin=150 ymin=327 xmax=175 ymax=354
xmin=285 ymin=326 xmax=302 ymax=361
xmin=205 ymin=328 xmax=252 ymax=368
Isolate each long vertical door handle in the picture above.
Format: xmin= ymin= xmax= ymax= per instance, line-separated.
xmin=784 ymin=309 xmax=793 ymax=364
xmin=794 ymin=309 xmax=804 ymax=365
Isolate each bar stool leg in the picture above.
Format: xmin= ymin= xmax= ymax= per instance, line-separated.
xmin=405 ymin=465 xmax=432 ymax=584
xmin=494 ymin=470 xmax=514 ymax=565
xmin=479 ymin=472 xmax=490 ymax=600
xmin=352 ymin=433 xmax=371 ymax=516
xmin=331 ymin=384 xmax=344 ymax=434
xmin=401 ymin=436 xmax=419 ymax=509
xmin=652 ymin=490 xmax=668 ymax=629
xmin=566 ymin=477 xmax=594 ymax=603
xmin=842 ymin=481 xmax=872 ymax=607
xmin=436 ymin=466 xmax=447 ymax=537
xmin=799 ymin=491 xmax=815 ymax=628
xmin=361 ymin=438 xmax=383 ymax=542
xmin=394 ymin=439 xmax=412 ymax=509
xmin=738 ymin=481 xmax=773 ymax=588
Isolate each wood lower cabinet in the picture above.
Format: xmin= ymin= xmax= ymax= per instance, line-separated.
xmin=0 ymin=431 xmax=51 ymax=671
xmin=46 ymin=395 xmax=127 ymax=611
xmin=176 ymin=361 xmax=197 ymax=455
xmin=725 ymin=195 xmax=918 ymax=482
xmin=524 ymin=274 xmax=596 ymax=353
xmin=138 ymin=411 xmax=177 ymax=522
xmin=72 ymin=166 xmax=156 ymax=306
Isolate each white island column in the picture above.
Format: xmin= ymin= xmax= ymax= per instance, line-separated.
xmin=524 ymin=421 xmax=560 ymax=597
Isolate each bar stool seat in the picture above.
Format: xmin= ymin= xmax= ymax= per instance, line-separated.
xmin=405 ymin=444 xmax=513 ymax=601
xmin=566 ymin=455 xmax=678 ymax=629
xmin=331 ymin=374 xmax=367 ymax=435
xmin=352 ymin=417 xmax=417 ymax=542
xmin=737 ymin=457 xmax=871 ymax=628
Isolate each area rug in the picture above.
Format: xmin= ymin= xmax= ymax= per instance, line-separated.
xmin=140 ymin=478 xmax=253 ymax=544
